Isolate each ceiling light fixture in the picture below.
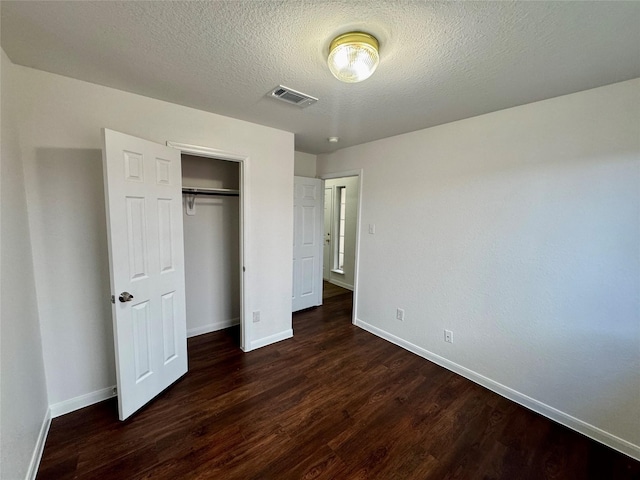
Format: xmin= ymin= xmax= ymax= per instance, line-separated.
xmin=327 ymin=32 xmax=379 ymax=83
xmin=328 ymin=137 xmax=339 ymax=143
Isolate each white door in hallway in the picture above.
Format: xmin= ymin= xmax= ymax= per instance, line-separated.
xmin=102 ymin=129 xmax=188 ymax=420
xmin=292 ymin=176 xmax=323 ymax=312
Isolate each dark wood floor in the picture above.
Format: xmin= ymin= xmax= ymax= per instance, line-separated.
xmin=37 ymin=292 xmax=639 ymax=479
xmin=323 ymin=280 xmax=352 ymax=300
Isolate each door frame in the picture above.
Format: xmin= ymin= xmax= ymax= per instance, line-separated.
xmin=167 ymin=141 xmax=251 ymax=351
xmin=318 ymin=169 xmax=363 ymax=325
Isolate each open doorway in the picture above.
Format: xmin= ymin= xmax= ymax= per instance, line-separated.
xmin=323 ymin=176 xmax=359 ymax=291
xmin=320 ymin=172 xmax=362 ymax=321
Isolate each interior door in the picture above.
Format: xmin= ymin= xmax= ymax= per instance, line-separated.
xmin=102 ymin=129 xmax=188 ymax=420
xmin=292 ymin=176 xmax=323 ymax=312
xmin=323 ymin=186 xmax=332 ymax=279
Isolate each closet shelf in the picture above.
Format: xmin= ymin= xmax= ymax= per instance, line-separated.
xmin=182 ymin=187 xmax=239 ymax=197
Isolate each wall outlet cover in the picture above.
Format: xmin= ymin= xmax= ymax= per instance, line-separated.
xmin=444 ymin=329 xmax=453 ymax=343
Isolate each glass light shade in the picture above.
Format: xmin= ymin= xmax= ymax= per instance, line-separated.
xmin=328 ymin=32 xmax=379 ymax=83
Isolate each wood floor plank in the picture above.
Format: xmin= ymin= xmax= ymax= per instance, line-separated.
xmin=36 ymin=291 xmax=640 ymax=479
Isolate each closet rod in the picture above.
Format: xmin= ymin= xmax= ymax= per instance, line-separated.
xmin=182 ymin=187 xmax=239 ymax=197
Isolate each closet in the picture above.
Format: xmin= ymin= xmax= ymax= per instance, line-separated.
xmin=181 ymin=154 xmax=241 ymax=340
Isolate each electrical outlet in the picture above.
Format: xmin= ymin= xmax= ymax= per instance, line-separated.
xmin=369 ymin=223 xmax=376 ymax=234
xmin=253 ymin=311 xmax=260 ymax=323
xmin=444 ymin=329 xmax=453 ymax=343
xmin=396 ymin=308 xmax=405 ymax=321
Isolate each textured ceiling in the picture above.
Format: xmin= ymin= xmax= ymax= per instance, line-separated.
xmin=2 ymin=1 xmax=639 ymax=154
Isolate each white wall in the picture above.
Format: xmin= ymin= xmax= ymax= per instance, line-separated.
xmin=324 ymin=176 xmax=359 ymax=289
xmin=182 ymin=155 xmax=240 ymax=336
xmin=317 ymin=79 xmax=640 ymax=459
xmin=1 ymin=49 xmax=49 ymax=480
xmin=294 ymin=151 xmax=317 ymax=177
xmin=12 ymin=63 xmax=294 ymax=409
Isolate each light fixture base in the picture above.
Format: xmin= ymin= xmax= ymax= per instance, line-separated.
xmin=329 ymin=32 xmax=379 ymax=53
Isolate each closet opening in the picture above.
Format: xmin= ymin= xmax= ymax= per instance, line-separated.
xmin=181 ymin=153 xmax=242 ymax=348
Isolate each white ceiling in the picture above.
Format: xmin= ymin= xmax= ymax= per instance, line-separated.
xmin=2 ymin=1 xmax=639 ymax=154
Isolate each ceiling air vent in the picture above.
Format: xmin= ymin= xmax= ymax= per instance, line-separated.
xmin=269 ymin=85 xmax=318 ymax=108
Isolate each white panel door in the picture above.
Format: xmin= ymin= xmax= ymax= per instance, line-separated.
xmin=102 ymin=129 xmax=187 ymax=420
xmin=292 ymin=177 xmax=323 ymax=312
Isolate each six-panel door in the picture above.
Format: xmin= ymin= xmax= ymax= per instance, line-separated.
xmin=293 ymin=176 xmax=323 ymax=312
xmin=102 ymin=129 xmax=188 ymax=420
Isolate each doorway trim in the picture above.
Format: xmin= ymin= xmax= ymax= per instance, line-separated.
xmin=167 ymin=141 xmax=251 ymax=351
xmin=318 ymin=169 xmax=363 ymax=325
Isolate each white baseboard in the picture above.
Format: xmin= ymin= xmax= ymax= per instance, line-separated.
xmin=49 ymin=385 xmax=116 ymax=418
xmin=327 ymin=278 xmax=353 ymax=291
xmin=355 ymin=318 xmax=640 ymax=462
xmin=27 ymin=408 xmax=51 ymax=480
xmin=187 ymin=317 xmax=240 ymax=338
xmin=248 ymin=329 xmax=293 ymax=351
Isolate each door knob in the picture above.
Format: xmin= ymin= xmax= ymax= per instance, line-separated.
xmin=119 ymin=292 xmax=134 ymax=303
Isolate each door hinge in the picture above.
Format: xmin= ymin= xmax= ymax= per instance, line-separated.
xmin=111 ymin=295 xmax=115 ymax=304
